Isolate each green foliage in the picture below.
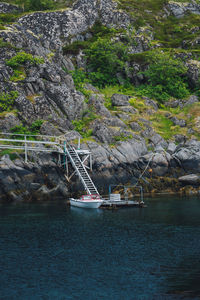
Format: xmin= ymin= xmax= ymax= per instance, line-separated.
xmin=150 ymin=113 xmax=180 ymax=140
xmin=10 ymin=124 xmax=31 ymax=135
xmin=10 ymin=69 xmax=26 ymax=81
xmin=0 ymin=38 xmax=13 ymax=48
xmin=85 ymin=37 xmax=128 ymax=88
xmin=0 ymin=91 xmax=19 ymax=112
xmin=137 ymin=51 xmax=190 ymax=102
xmin=0 ymin=149 xmax=19 ymax=160
xmin=6 ymin=51 xmax=44 ymax=68
xmin=30 ymin=119 xmax=44 ymax=133
xmin=114 ymin=133 xmax=132 ymax=142
xmin=63 ymin=21 xmax=118 ymax=55
xmin=72 ymin=110 xmax=97 ymax=138
xmin=70 ymin=68 xmax=88 ymax=90
xmin=27 ymin=0 xmax=55 ymax=11
xmin=0 ymin=12 xmax=21 ymax=25
xmin=10 ymin=119 xmax=44 ymax=136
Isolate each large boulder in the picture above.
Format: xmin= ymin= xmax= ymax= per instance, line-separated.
xmin=173 ymin=141 xmax=200 ymax=172
xmin=178 ymin=174 xmax=200 ymax=186
xmin=111 ymin=94 xmax=130 ymax=106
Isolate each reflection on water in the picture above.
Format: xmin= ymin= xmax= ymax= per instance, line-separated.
xmin=0 ymin=196 xmax=200 ymax=299
xmin=70 ymin=206 xmax=103 ymax=218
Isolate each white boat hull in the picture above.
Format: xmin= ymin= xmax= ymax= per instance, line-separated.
xmin=70 ymin=198 xmax=103 ymax=209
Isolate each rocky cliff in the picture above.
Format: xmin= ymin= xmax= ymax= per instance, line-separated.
xmin=0 ymin=0 xmax=200 ymax=201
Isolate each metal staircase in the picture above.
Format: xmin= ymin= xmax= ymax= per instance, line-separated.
xmin=65 ymin=144 xmax=99 ymax=195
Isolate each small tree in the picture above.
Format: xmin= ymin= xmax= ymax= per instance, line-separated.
xmin=85 ymin=38 xmax=128 ymax=88
xmin=143 ymin=50 xmax=189 ymax=101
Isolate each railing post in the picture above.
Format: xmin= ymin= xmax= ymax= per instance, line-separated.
xmin=90 ymin=153 xmax=92 ymax=172
xmin=25 ymin=135 xmax=28 ymax=163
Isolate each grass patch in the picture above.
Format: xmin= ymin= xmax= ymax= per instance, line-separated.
xmin=72 ymin=109 xmax=98 ymax=138
xmin=0 ymin=149 xmax=21 ymax=160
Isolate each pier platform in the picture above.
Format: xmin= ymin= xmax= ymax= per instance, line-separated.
xmin=101 ymin=199 xmax=145 ymax=209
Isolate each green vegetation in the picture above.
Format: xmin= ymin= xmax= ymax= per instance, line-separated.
xmin=0 ymin=91 xmax=19 ymax=112
xmin=72 ymin=110 xmax=97 ymax=138
xmin=114 ymin=133 xmax=132 ymax=142
xmin=10 ymin=69 xmax=26 ymax=81
xmin=6 ymin=52 xmax=44 ymax=82
xmin=0 ymin=38 xmax=14 ymax=48
xmin=117 ymin=0 xmax=200 ymax=51
xmin=11 ymin=119 xmax=44 ymax=135
xmin=0 ymin=149 xmax=19 ymax=160
xmin=63 ymin=22 xmax=127 ymax=88
xmin=6 ymin=51 xmax=44 ymax=68
xmin=135 ymin=50 xmax=190 ymax=102
xmin=63 ymin=21 xmax=118 ymax=55
xmin=0 ymin=0 xmax=72 ymax=12
xmin=85 ymin=38 xmax=128 ymax=88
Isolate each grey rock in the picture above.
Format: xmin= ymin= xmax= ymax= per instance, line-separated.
xmin=174 ymin=134 xmax=186 ymax=144
xmin=184 ymin=95 xmax=199 ymax=106
xmin=62 ymin=57 xmax=75 ymax=71
xmin=166 ymin=99 xmax=182 ymax=108
xmin=170 ymin=116 xmax=186 ymax=127
xmin=174 ymin=144 xmax=200 ymax=172
xmin=88 ymin=94 xmax=111 ymax=118
xmin=111 ymin=94 xmax=130 ymax=106
xmin=151 ymin=153 xmax=169 ymax=176
xmin=187 ymin=128 xmax=195 ymax=135
xmin=119 ymin=106 xmax=138 ymax=114
xmin=167 ymin=142 xmax=177 ymax=154
xmin=40 ymin=121 xmax=62 ymax=136
xmin=0 ymin=113 xmax=20 ymax=132
xmin=129 ymin=122 xmax=141 ymax=132
xmin=149 ymin=133 xmax=168 ymax=148
xmin=104 ymin=117 xmax=127 ymax=128
xmin=84 ymin=83 xmax=99 ymax=93
xmin=0 ymin=2 xmax=21 ymax=13
xmin=167 ymin=1 xmax=200 ymax=18
xmin=144 ymin=98 xmax=158 ymax=111
xmin=178 ymin=174 xmax=200 ymax=185
xmin=92 ymin=121 xmax=114 ymax=143
xmin=186 ymin=60 xmax=200 ymax=86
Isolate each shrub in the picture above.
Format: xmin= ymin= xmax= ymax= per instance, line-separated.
xmin=85 ymin=38 xmax=128 ymax=88
xmin=30 ymin=119 xmax=44 ymax=133
xmin=10 ymin=119 xmax=44 ymax=136
xmin=6 ymin=51 xmax=44 ymax=68
xmin=139 ymin=50 xmax=190 ymax=102
xmin=0 ymin=91 xmax=19 ymax=112
xmin=0 ymin=38 xmax=13 ymax=48
xmin=10 ymin=69 xmax=26 ymax=81
xmin=72 ymin=110 xmax=97 ymax=138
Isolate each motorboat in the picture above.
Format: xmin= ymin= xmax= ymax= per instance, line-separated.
xmin=70 ymin=194 xmax=103 ymax=209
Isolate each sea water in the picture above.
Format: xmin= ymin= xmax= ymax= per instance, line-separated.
xmin=0 ymin=196 xmax=200 ymax=299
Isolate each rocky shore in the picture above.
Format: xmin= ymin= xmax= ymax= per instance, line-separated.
xmin=0 ymin=0 xmax=200 ymax=201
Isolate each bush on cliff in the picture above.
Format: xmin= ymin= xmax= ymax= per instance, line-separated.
xmin=85 ymin=38 xmax=128 ymax=88
xmin=0 ymin=91 xmax=19 ymax=112
xmin=6 ymin=51 xmax=44 ymax=68
xmin=137 ymin=51 xmax=190 ymax=102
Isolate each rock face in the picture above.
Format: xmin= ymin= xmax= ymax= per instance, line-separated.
xmin=0 ymin=2 xmax=21 ymax=13
xmin=179 ymin=174 xmax=200 ymax=186
xmin=167 ymin=1 xmax=200 ymax=18
xmin=0 ymin=0 xmax=200 ymax=201
xmin=0 ymin=155 xmax=69 ymax=202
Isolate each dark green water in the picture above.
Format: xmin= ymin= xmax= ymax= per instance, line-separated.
xmin=0 ymin=196 xmax=200 ymax=299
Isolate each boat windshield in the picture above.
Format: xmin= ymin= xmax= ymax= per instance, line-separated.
xmin=82 ymin=194 xmax=100 ymax=200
